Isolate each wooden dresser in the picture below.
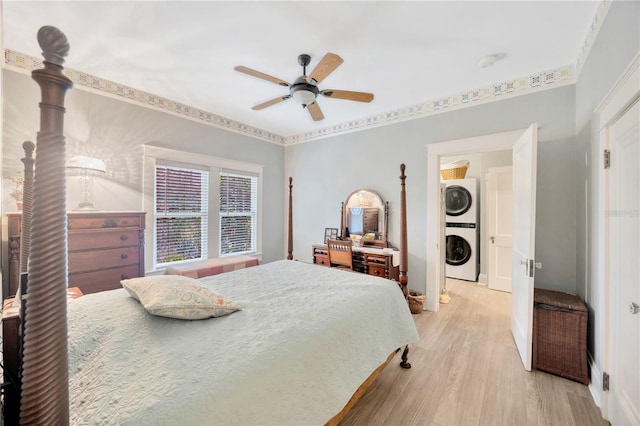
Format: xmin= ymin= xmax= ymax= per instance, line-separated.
xmin=6 ymin=211 xmax=146 ymax=296
xmin=312 ymin=244 xmax=400 ymax=281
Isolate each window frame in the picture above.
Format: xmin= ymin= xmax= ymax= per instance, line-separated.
xmin=154 ymin=163 xmax=210 ymax=267
xmin=219 ymin=170 xmax=259 ymax=257
xmin=143 ymin=145 xmax=263 ymax=273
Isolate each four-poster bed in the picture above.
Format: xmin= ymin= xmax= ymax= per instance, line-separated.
xmin=4 ymin=26 xmax=418 ymax=424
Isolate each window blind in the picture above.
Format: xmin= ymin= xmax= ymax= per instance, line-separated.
xmin=219 ymin=171 xmax=257 ymax=256
xmin=155 ymin=165 xmax=209 ymax=266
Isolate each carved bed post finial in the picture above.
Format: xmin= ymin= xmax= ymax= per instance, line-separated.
xmin=287 ymin=177 xmax=294 ymax=260
xmin=21 ymin=26 xmax=72 ymax=425
xmin=37 ymin=26 xmax=70 ymax=67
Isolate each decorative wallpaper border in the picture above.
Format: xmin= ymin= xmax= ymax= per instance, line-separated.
xmin=3 ymin=1 xmax=609 ymax=146
xmin=3 ymin=49 xmax=288 ymax=146
xmin=288 ymin=65 xmax=575 ymax=144
xmin=575 ymin=0 xmax=612 ymax=77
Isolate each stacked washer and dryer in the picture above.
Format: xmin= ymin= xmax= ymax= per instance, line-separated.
xmin=444 ymin=178 xmax=480 ymax=281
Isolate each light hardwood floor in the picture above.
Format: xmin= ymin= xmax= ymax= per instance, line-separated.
xmin=339 ymin=279 xmax=609 ymax=426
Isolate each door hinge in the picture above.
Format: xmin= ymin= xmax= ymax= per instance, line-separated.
xmin=603 ymin=372 xmax=610 ymax=391
xmin=603 ymin=149 xmax=611 ymax=169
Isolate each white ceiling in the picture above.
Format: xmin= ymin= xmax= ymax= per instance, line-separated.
xmin=2 ymin=1 xmax=599 ymax=138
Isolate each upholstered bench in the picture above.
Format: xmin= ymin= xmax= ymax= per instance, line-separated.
xmin=164 ymin=255 xmax=259 ymax=279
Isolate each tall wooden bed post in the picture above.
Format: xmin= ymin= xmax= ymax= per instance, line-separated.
xmin=19 ymin=141 xmax=36 ymax=279
xmin=340 ymin=201 xmax=345 ymax=239
xmin=399 ymin=163 xmax=408 ymax=298
xmin=399 ymin=163 xmax=411 ymax=369
xmin=20 ymin=26 xmax=73 ymax=424
xmin=287 ymin=177 xmax=293 ymax=260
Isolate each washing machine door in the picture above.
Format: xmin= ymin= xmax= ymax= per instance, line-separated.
xmin=446 ymin=234 xmax=472 ymax=265
xmin=445 ymin=185 xmax=472 ymax=217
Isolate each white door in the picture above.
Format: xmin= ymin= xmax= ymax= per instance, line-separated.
xmin=607 ymin=99 xmax=639 ymax=426
xmin=487 ymin=166 xmax=513 ymax=292
xmin=510 ymin=124 xmax=538 ymax=371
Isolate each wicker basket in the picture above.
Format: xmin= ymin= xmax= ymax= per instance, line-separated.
xmin=533 ymin=289 xmax=588 ymax=384
xmin=440 ymin=160 xmax=469 ymax=180
xmin=408 ymin=291 xmax=425 ymax=314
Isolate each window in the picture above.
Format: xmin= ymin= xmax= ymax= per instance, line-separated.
xmin=155 ymin=164 xmax=209 ymax=266
xmin=219 ymin=171 xmax=257 ymax=256
xmin=144 ymin=145 xmax=263 ymax=272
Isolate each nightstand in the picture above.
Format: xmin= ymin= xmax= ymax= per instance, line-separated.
xmin=2 ymin=287 xmax=83 ymax=423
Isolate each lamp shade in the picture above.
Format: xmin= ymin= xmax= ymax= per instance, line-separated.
xmin=289 ymin=75 xmax=319 ymax=107
xmin=66 ymin=155 xmax=106 ymax=173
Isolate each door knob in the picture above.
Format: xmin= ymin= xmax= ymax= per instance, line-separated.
xmin=490 ymin=236 xmax=495 ymax=243
xmin=630 ymin=302 xmax=640 ymax=315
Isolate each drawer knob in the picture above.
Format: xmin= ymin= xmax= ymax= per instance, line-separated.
xmin=121 ymin=274 xmax=129 ymax=280
xmin=120 ymin=234 xmax=128 ymax=241
xmin=121 ymin=253 xmax=128 ymax=260
xmin=122 ymin=220 xmax=129 ymax=225
xmin=374 ymin=270 xmax=380 ymax=275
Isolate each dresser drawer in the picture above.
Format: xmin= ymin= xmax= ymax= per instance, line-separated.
xmin=368 ymin=265 xmax=386 ymax=278
xmin=314 ymin=254 xmax=329 ymax=266
xmin=367 ymin=255 xmax=387 ymax=266
xmin=68 ymin=264 xmax=141 ymax=294
xmin=69 ymin=229 xmax=141 ymax=251
xmin=68 ymin=214 xmax=142 ymax=230
xmin=69 ymin=246 xmax=140 ymax=273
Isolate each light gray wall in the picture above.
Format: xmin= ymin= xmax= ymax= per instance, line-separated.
xmin=574 ymin=1 xmax=639 ymax=366
xmin=1 ymin=70 xmax=286 ymax=294
xmin=286 ymin=85 xmax=577 ymax=296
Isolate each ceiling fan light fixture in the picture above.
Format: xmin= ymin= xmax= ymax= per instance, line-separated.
xmin=235 ymin=52 xmax=372 ymax=119
xmin=290 ymin=76 xmax=319 ymax=106
xmin=291 ymin=88 xmax=317 ymax=106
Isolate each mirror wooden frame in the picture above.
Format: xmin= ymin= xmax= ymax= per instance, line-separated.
xmin=341 ymin=189 xmax=389 ymax=248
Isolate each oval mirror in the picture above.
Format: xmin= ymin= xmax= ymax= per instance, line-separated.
xmin=341 ymin=189 xmax=388 ymax=248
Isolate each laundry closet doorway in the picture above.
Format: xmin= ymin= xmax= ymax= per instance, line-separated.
xmin=426 ymin=125 xmax=539 ymax=370
xmin=440 ymin=152 xmax=512 ymax=290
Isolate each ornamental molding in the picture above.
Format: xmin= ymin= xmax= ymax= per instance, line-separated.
xmin=575 ymin=0 xmax=612 ymax=77
xmin=4 ymin=49 xmax=287 ymax=146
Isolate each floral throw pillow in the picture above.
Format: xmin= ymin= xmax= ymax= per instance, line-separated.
xmin=121 ymin=275 xmax=242 ymax=320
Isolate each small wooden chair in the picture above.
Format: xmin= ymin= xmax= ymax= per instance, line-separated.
xmin=326 ymin=239 xmax=353 ymax=270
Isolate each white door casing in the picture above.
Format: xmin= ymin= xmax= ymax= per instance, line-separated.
xmin=596 ymin=53 xmax=639 ymax=423
xmin=606 ymin=99 xmax=639 ymax=425
xmin=487 ymin=166 xmax=513 ymax=292
xmin=426 ymin=129 xmax=525 ymax=312
xmin=510 ymin=124 xmax=538 ymax=371
xmin=439 ymin=183 xmax=448 ymax=301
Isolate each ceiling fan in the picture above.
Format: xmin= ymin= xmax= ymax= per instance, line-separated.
xmin=234 ymin=53 xmax=374 ymax=121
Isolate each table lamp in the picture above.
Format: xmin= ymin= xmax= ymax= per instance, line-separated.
xmin=66 ymin=155 xmax=106 ymax=210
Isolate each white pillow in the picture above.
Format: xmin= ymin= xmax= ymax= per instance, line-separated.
xmin=121 ymin=275 xmax=242 ymax=320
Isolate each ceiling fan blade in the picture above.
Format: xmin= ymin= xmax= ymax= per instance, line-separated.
xmin=252 ymin=95 xmax=291 ymax=110
xmin=234 ymin=66 xmax=290 ymax=87
xmin=307 ymin=101 xmax=324 ymax=121
xmin=321 ymin=89 xmax=374 ymax=103
xmin=307 ymin=53 xmax=344 ymax=85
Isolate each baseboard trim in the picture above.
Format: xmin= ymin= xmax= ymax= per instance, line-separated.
xmin=588 ymin=352 xmax=603 ymax=411
xmin=478 ymin=273 xmax=487 ymax=285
